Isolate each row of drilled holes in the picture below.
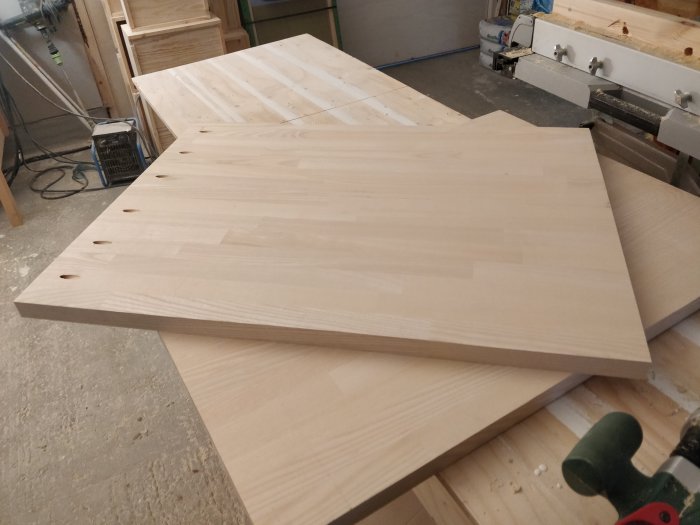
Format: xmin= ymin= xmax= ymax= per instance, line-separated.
xmin=59 ymin=138 xmax=212 ymax=280
xmin=60 ymin=171 xmax=175 ymax=279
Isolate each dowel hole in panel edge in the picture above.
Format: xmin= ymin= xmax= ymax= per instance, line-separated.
xmin=199 ymin=129 xmax=210 ymax=133
xmin=179 ymin=151 xmax=191 ymax=155
xmin=93 ymin=240 xmax=112 ymax=245
xmin=122 ymin=209 xmax=139 ymax=213
xmin=155 ymin=175 xmax=168 ymax=178
xmin=60 ymin=274 xmax=79 ymax=280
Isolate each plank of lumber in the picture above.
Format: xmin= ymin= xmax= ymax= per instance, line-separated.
xmin=119 ymin=0 xmax=210 ymax=30
xmin=549 ymin=0 xmax=700 ymax=68
xmin=0 ymin=135 xmax=23 ymax=227
xmin=15 ymin=123 xmax=650 ymax=377
xmin=440 ymin=312 xmax=700 ymax=524
xmin=73 ymin=0 xmax=117 ymax=115
xmin=155 ymin=113 xmax=700 ymax=525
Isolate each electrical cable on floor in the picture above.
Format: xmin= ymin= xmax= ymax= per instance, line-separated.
xmin=0 ymin=37 xmax=156 ymax=197
xmin=28 ymin=162 xmax=127 ymax=200
xmin=0 ymin=51 xmax=157 ymax=160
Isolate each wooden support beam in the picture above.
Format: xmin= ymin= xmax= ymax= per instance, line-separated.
xmin=0 ymin=124 xmax=23 ymax=227
xmin=73 ymin=0 xmax=118 ymax=116
xmin=550 ymin=0 xmax=700 ymax=68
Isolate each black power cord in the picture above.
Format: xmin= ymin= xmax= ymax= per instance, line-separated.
xmin=0 ymin=32 xmax=157 ymax=198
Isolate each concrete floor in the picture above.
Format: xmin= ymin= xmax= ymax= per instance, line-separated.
xmin=0 ymin=49 xmax=586 ymax=525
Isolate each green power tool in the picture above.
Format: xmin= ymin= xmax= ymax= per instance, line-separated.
xmin=562 ymin=410 xmax=700 ymax=525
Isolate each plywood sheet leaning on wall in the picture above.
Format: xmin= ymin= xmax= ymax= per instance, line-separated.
xmin=15 ymin=122 xmax=650 ymax=377
xmin=549 ymin=0 xmax=700 ymax=69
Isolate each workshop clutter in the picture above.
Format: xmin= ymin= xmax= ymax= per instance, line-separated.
xmin=479 ymin=17 xmax=513 ymax=68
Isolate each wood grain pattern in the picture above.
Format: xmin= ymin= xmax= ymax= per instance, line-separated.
xmin=132 ymin=34 xmax=415 ymax=136
xmin=122 ymin=17 xmax=225 ymax=76
xmin=156 ymin=114 xmax=700 ymax=525
xmin=600 ymin=155 xmax=700 ymax=337
xmin=550 ymin=0 xmax=700 ymax=68
xmin=15 ymin=123 xmax=649 ymax=376
xmin=120 ymin=0 xmax=210 ymax=30
xmin=440 ymin=311 xmax=700 ymax=524
xmin=160 ymin=330 xmax=578 ymax=525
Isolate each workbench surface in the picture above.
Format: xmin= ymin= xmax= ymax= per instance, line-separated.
xmin=132 ymin=35 xmax=700 ymax=524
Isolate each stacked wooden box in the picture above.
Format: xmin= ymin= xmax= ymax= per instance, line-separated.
xmin=116 ymin=0 xmax=247 ymax=151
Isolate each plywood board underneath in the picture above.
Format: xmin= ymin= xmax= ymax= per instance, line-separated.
xmin=16 ymin=124 xmax=649 ymax=376
xmin=162 ymin=330 xmax=578 ymax=525
xmin=132 ymin=34 xmax=417 ymax=136
xmin=598 ymin=155 xmax=700 ymax=337
xmin=155 ymin=115 xmax=700 ymax=525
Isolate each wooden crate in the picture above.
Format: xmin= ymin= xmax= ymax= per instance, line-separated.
xmin=121 ymin=17 xmax=225 ymax=76
xmin=223 ymin=27 xmax=250 ymax=53
xmin=120 ymin=0 xmax=210 ymax=30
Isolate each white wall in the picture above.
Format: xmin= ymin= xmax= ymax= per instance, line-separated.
xmin=337 ymin=0 xmax=489 ymax=67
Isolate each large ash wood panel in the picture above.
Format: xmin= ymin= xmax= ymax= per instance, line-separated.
xmin=122 ymin=17 xmax=225 ymax=76
xmin=159 ymin=146 xmax=700 ymax=525
xmin=159 ymin=114 xmax=699 ymax=525
xmin=441 ymin=312 xmax=700 ymax=525
xmin=132 ymin=34 xmax=412 ymax=136
xmin=163 ymin=146 xmax=700 ymax=524
xmin=120 ymin=0 xmax=210 ymax=30
xmin=16 ymin=124 xmax=649 ymax=377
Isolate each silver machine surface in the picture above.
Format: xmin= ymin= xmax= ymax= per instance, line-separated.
xmin=501 ymin=14 xmax=700 ymax=161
